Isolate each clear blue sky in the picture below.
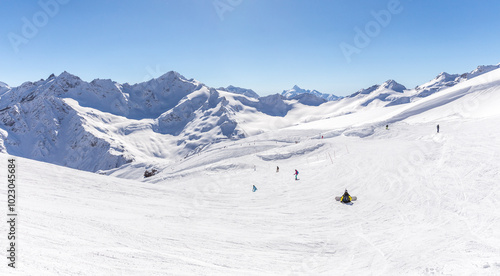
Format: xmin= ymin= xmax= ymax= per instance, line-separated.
xmin=1 ymin=0 xmax=500 ymax=96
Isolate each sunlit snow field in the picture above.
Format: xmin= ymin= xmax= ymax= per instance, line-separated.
xmin=2 ymin=69 xmax=500 ymax=275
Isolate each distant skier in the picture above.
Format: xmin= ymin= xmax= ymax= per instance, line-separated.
xmin=276 ymin=166 xmax=279 ymax=173
xmin=386 ymin=124 xmax=389 ymax=130
xmin=294 ymin=169 xmax=299 ymax=180
xmin=437 ymin=124 xmax=440 ymax=133
xmin=340 ymin=189 xmax=352 ymax=203
xmin=252 ymin=185 xmax=257 ymax=192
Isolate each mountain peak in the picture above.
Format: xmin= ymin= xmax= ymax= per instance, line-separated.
xmin=381 ymin=79 xmax=406 ymax=92
xmin=157 ymin=71 xmax=187 ymax=82
xmin=58 ymin=71 xmax=80 ymax=79
xmin=50 ymin=71 xmax=84 ymax=87
xmin=436 ymin=72 xmax=451 ymax=78
xmin=49 ymin=71 xmax=84 ymax=89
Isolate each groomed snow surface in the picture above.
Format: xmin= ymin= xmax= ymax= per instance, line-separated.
xmin=1 ymin=68 xmax=500 ymax=275
xmin=2 ymin=103 xmax=500 ymax=275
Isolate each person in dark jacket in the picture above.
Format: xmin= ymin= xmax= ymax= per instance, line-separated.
xmin=437 ymin=124 xmax=440 ymax=133
xmin=341 ymin=189 xmax=352 ymax=203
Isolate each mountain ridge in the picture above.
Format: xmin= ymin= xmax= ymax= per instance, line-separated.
xmin=282 ymin=85 xmax=339 ymax=101
xmin=1 ymin=63 xmax=499 ymax=172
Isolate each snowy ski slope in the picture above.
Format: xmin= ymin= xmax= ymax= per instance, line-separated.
xmin=1 ymin=68 xmax=500 ymax=275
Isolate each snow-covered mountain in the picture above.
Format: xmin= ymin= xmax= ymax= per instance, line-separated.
xmin=282 ymin=85 xmax=339 ymax=101
xmin=335 ymin=79 xmax=409 ymax=110
xmin=219 ymin=85 xmax=259 ymax=98
xmin=0 ymin=71 xmax=247 ymax=171
xmin=414 ymin=64 xmax=500 ymax=98
xmin=0 ymin=72 xmax=323 ymax=171
xmin=340 ymin=64 xmax=500 ymax=109
xmin=414 ymin=72 xmax=465 ymax=98
xmin=467 ymin=64 xmax=500 ymax=78
xmin=348 ymin=79 xmax=405 ymax=97
xmin=0 ymin=74 xmax=135 ymax=171
xmin=6 ymin=64 xmax=500 ymax=275
xmin=288 ymin=93 xmax=327 ymax=106
xmin=1 ymin=64 xmax=499 ymax=173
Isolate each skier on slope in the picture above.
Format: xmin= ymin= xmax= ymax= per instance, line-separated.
xmin=437 ymin=124 xmax=440 ymax=133
xmin=340 ymin=189 xmax=352 ymax=203
xmin=294 ymin=169 xmax=299 ymax=180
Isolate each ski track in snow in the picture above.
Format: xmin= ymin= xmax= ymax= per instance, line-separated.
xmin=1 ymin=115 xmax=500 ymax=275
xmin=1 ymin=68 xmax=500 ymax=275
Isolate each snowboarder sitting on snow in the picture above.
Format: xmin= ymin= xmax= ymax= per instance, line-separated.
xmin=340 ymin=189 xmax=352 ymax=203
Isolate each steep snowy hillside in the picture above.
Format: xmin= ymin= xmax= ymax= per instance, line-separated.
xmin=390 ymin=64 xmax=500 ymax=103
xmin=282 ymin=66 xmax=500 ymax=136
xmin=1 ymin=65 xmax=500 ymax=274
xmin=0 ymin=72 xmax=316 ymax=172
xmin=0 ymin=72 xmax=218 ymax=171
xmin=1 ymin=64 xmax=499 ymax=174
xmin=0 ymin=71 xmax=206 ymax=120
xmin=0 ymin=79 xmax=135 ymax=171
xmin=0 ymin=72 xmax=198 ymax=171
xmin=282 ymin=85 xmax=339 ymax=101
xmin=467 ymin=64 xmax=500 ymax=79
xmin=2 ymin=81 xmax=499 ymax=274
xmin=337 ymin=65 xmax=500 ymax=110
